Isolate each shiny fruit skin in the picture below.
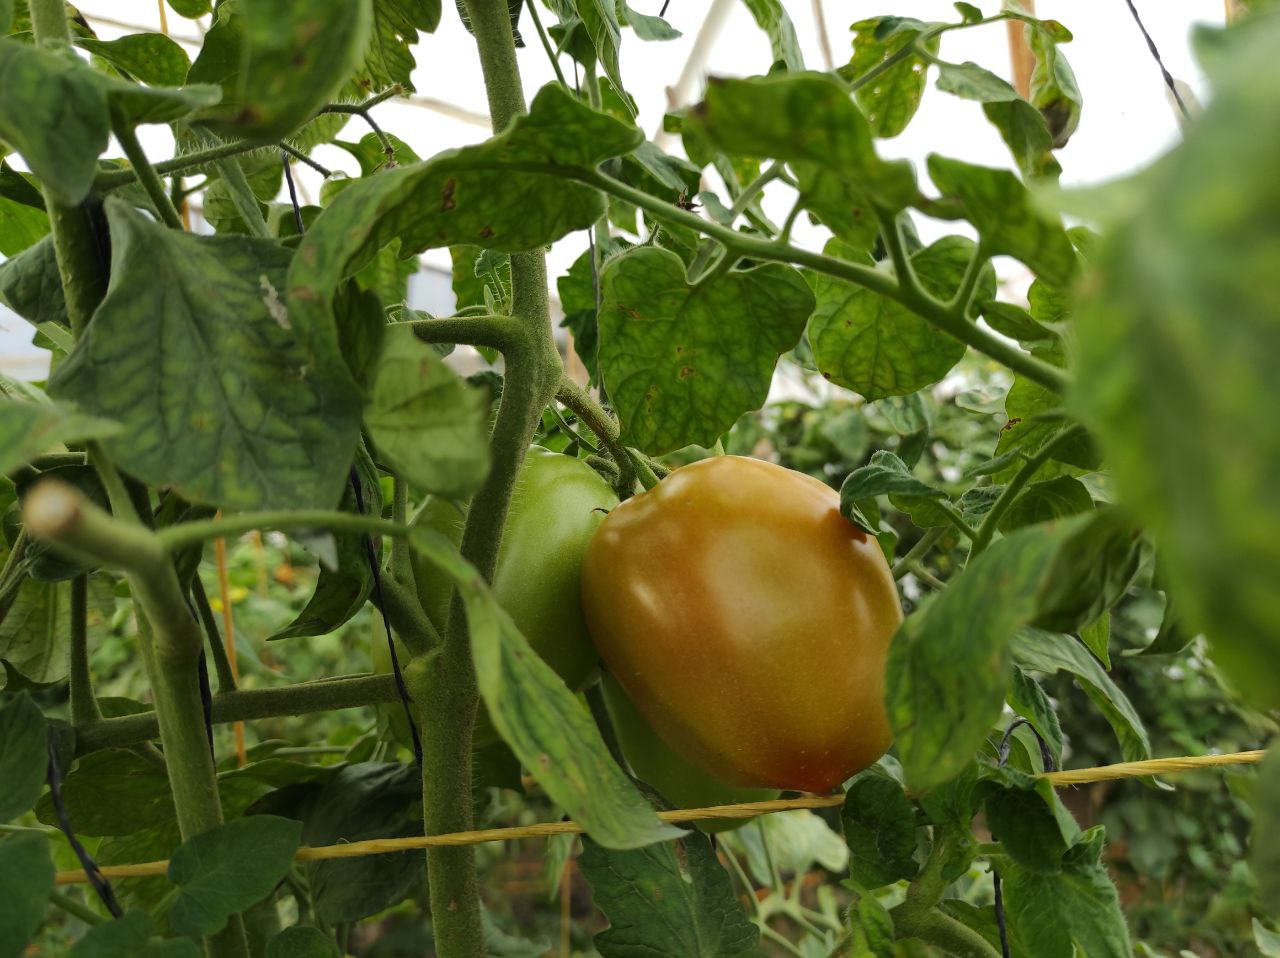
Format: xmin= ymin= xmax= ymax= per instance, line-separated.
xmin=407 ymin=445 xmax=618 ymax=692
xmin=600 ymin=672 xmax=779 ymax=832
xmin=581 ymin=455 xmax=902 ymax=793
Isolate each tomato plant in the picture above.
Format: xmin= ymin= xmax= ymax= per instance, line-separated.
xmin=0 ymin=1 xmax=1276 ymax=957
xmin=583 ymin=455 xmax=901 ymax=793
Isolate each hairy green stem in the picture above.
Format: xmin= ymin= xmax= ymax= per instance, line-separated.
xmin=158 ymin=511 xmax=409 ymax=554
xmin=968 ymin=423 xmax=1086 ymax=559
xmin=950 ymin=241 xmax=990 ymax=314
xmin=890 ymin=905 xmax=1001 ymax=958
xmin=68 ymin=576 xmax=101 ymax=726
xmin=74 ymin=674 xmax=400 ymax=755
xmin=412 ymin=4 xmax=562 ymax=955
xmin=95 ymin=139 xmax=267 ymax=190
xmin=407 ymin=314 xmax=520 ymax=351
xmin=936 ymin=503 xmax=978 ymax=542
xmin=113 ymin=120 xmax=183 ymax=230
xmin=554 ymin=378 xmax=636 ymax=493
xmin=23 ymin=481 xmax=250 ymax=958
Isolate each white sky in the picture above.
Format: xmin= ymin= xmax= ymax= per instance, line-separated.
xmin=0 ymin=1 xmax=1222 ymax=378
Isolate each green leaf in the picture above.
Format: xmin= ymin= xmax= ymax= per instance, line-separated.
xmin=0 ymin=693 xmax=45 ymax=822
xmin=926 ymin=155 xmax=1077 ymax=287
xmin=36 ymin=748 xmax=173 ymax=835
xmin=0 ymin=178 xmax=49 ymax=257
xmin=1028 ymin=24 xmax=1081 ymax=149
xmin=998 ymin=475 xmax=1092 ymax=532
xmin=410 ymin=528 xmax=680 ymax=848
xmin=1071 ymin=14 xmax=1280 ymax=707
xmin=0 ymin=397 xmax=118 ymax=475
xmin=1078 ymin=610 xmax=1110 ymax=669
xmin=739 ymin=0 xmax=804 ymax=71
xmin=981 ymin=771 xmax=1078 ymax=873
xmin=0 ymin=39 xmax=109 ymax=205
xmin=983 ymin=99 xmax=1061 ymax=180
xmin=1001 ymin=828 xmax=1132 ymax=958
xmin=726 ymin=810 xmax=847 ymax=882
xmin=978 ymin=299 xmax=1056 ymax=345
xmin=935 ymin=60 xmax=1017 ymax=102
xmin=617 ymin=0 xmax=679 ymax=41
xmin=1256 ymin=919 xmax=1280 ymax=958
xmin=265 ymin=926 xmax=341 ymax=958
xmin=0 ymin=832 xmax=55 ymax=958
xmin=578 ymin=831 xmax=759 ymax=957
xmin=299 ymin=762 xmax=423 ymax=923
xmin=844 ymin=17 xmax=939 ymax=137
xmin=168 ymin=0 xmax=211 ymax=15
xmin=359 ymin=0 xmax=442 ymax=90
xmin=849 ymin=894 xmax=895 ymax=957
xmin=809 ymin=235 xmax=994 ymax=399
xmin=840 ymin=450 xmax=944 ymax=506
xmin=690 ymin=74 xmax=917 ymax=225
xmin=1030 ymin=509 xmax=1144 ymax=634
xmin=50 ymin=197 xmax=362 ymax=511
xmin=597 ymin=245 xmax=813 ymax=454
xmin=288 ymin=84 xmax=640 ymax=368
xmin=77 ymin=33 xmax=190 ymax=86
xmin=364 ymin=326 xmax=490 ymax=496
xmin=1011 ymin=629 xmax=1152 ymax=765
xmin=269 ymin=443 xmax=381 ymax=640
xmin=572 ymin=0 xmax=625 ymax=100
xmin=68 ymin=910 xmax=201 ymax=958
xmin=167 ymin=816 xmax=302 ymax=938
xmin=1005 ymin=667 xmax=1063 ymax=765
xmin=0 ymin=576 xmax=113 ymax=690
xmin=208 ymin=0 xmax=371 ymax=143
xmin=841 ymin=771 xmax=918 ymax=889
xmin=886 ymin=514 xmax=1099 ymax=790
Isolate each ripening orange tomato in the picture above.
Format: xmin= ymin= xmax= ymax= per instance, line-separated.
xmin=581 ymin=455 xmax=902 ymax=793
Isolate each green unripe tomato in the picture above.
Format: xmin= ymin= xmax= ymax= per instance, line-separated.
xmin=600 ymin=672 xmax=780 ymax=833
xmin=378 ymin=447 xmax=618 ymax=748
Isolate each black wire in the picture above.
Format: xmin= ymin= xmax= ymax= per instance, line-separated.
xmin=46 ymin=730 xmax=124 ymax=919
xmin=991 ymin=718 xmax=1058 ymax=958
xmin=197 ymin=649 xmax=215 ymax=757
xmin=1120 ymin=0 xmax=1191 ymax=121
xmin=281 ymin=150 xmax=306 ymax=236
xmin=349 ymin=466 xmax=423 ymax=769
xmin=659 ymin=0 xmax=670 ymax=17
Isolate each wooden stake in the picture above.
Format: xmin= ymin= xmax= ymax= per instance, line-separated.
xmin=1006 ymin=0 xmax=1037 ymax=99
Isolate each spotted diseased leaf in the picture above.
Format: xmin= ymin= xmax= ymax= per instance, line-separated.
xmin=809 ymin=235 xmax=994 ymax=399
xmin=844 ymin=17 xmax=940 ymax=137
xmin=288 ymin=84 xmax=641 ymax=380
xmin=0 ymin=39 xmax=109 ymax=205
xmin=410 ymin=529 xmax=680 ymax=849
xmin=203 ymin=0 xmax=371 ymax=143
xmin=689 ymin=73 xmax=917 ymax=243
xmin=927 ymin=155 xmax=1077 ymax=287
xmin=50 ymin=198 xmax=362 ymax=511
xmin=578 ymin=831 xmax=759 ymax=957
xmin=359 ymin=0 xmax=443 ymax=91
xmin=364 ymin=326 xmax=490 ymax=496
xmin=597 ymin=245 xmax=813 ymax=455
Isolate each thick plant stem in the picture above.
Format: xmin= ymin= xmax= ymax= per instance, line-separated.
xmin=890 ymin=905 xmax=1001 ymax=958
xmin=411 ymin=4 xmax=561 ymax=956
xmin=22 ymin=482 xmax=251 ymax=958
xmin=114 ymin=120 xmax=184 ymax=230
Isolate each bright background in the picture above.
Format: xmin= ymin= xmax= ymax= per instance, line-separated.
xmin=0 ymin=0 xmax=1224 ymax=379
